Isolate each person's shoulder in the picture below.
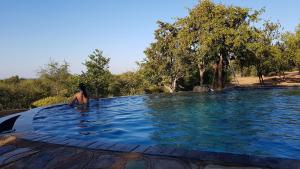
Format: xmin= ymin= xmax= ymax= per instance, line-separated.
xmin=75 ymin=92 xmax=81 ymax=96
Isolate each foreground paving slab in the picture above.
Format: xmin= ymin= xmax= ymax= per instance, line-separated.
xmin=204 ymin=164 xmax=264 ymax=169
xmin=0 ymin=147 xmax=38 ymax=167
xmin=0 ymin=134 xmax=299 ymax=169
xmin=48 ymin=149 xmax=94 ymax=169
xmin=125 ymin=159 xmax=148 ymax=169
xmin=150 ymin=158 xmax=191 ymax=169
xmin=84 ymin=154 xmax=125 ymax=169
xmin=0 ymin=145 xmax=16 ymax=155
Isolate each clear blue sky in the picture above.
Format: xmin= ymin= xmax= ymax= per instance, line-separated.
xmin=1 ymin=0 xmax=300 ymax=79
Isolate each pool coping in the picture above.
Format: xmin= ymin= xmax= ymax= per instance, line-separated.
xmin=10 ymin=131 xmax=300 ymax=169
xmin=2 ymin=96 xmax=300 ymax=169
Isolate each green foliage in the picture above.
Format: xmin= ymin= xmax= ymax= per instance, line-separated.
xmin=3 ymin=75 xmax=22 ymax=84
xmin=67 ymin=75 xmax=84 ymax=95
xmin=82 ymin=49 xmax=111 ymax=98
xmin=142 ymin=0 xmax=300 ymax=88
xmin=239 ymin=66 xmax=257 ymax=77
xmin=0 ymin=79 xmax=49 ymax=110
xmin=144 ymin=21 xmax=190 ymax=93
xmin=142 ymin=0 xmax=269 ymax=90
xmin=0 ymin=60 xmax=75 ymax=111
xmin=244 ymin=21 xmax=285 ymax=84
xmin=109 ymin=71 xmax=145 ymax=96
xmin=38 ymin=59 xmax=72 ymax=96
xmin=182 ymin=0 xmax=261 ymax=88
xmin=31 ymin=96 xmax=70 ymax=107
xmin=144 ymin=86 xmax=165 ymax=94
xmin=282 ymin=24 xmax=300 ymax=72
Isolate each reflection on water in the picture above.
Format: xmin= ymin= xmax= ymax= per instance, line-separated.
xmin=33 ymin=88 xmax=300 ymax=159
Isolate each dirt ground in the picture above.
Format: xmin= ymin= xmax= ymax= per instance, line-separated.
xmin=231 ymin=71 xmax=300 ymax=87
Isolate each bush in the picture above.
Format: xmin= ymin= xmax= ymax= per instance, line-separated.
xmin=31 ymin=96 xmax=70 ymax=107
xmin=240 ymin=66 xmax=257 ymax=77
xmin=0 ymin=79 xmax=49 ymax=110
xmin=144 ymin=86 xmax=165 ymax=94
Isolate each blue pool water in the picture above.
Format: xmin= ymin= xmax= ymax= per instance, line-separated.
xmin=33 ymin=88 xmax=300 ymax=159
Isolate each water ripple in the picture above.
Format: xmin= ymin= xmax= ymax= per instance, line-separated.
xmin=33 ymin=88 xmax=300 ymax=159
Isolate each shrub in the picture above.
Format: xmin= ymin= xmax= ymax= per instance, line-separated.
xmin=144 ymin=86 xmax=165 ymax=94
xmin=0 ymin=79 xmax=50 ymax=110
xmin=31 ymin=96 xmax=70 ymax=107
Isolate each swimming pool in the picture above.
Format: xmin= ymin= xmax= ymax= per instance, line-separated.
xmin=33 ymin=88 xmax=300 ymax=159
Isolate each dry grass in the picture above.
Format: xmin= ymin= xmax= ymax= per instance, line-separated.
xmin=231 ymin=71 xmax=300 ymax=87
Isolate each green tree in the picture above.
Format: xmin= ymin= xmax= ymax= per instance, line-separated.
xmin=83 ymin=49 xmax=111 ymax=98
xmin=246 ymin=22 xmax=281 ymax=84
xmin=191 ymin=0 xmax=261 ymax=89
xmin=146 ymin=0 xmax=262 ymax=89
xmin=271 ymin=42 xmax=293 ymax=78
xmin=3 ymin=75 xmax=21 ymax=84
xmin=109 ymin=71 xmax=147 ymax=96
xmin=282 ymin=24 xmax=300 ymax=72
xmin=0 ymin=78 xmax=48 ymax=110
xmin=144 ymin=21 xmax=190 ymax=93
xmin=38 ymin=59 xmax=71 ymax=96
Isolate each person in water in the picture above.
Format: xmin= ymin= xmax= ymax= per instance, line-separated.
xmin=69 ymin=83 xmax=89 ymax=109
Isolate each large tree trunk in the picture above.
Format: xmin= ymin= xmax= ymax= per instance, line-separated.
xmin=240 ymin=66 xmax=244 ymax=77
xmin=95 ymin=86 xmax=99 ymax=99
xmin=212 ymin=63 xmax=218 ymax=89
xmin=282 ymin=71 xmax=285 ymax=80
xmin=171 ymin=79 xmax=177 ymax=93
xmin=258 ymin=73 xmax=264 ymax=85
xmin=212 ymin=54 xmax=226 ymax=90
xmin=217 ymin=54 xmax=224 ymax=89
xmin=260 ymin=76 xmax=264 ymax=85
xmin=164 ymin=78 xmax=177 ymax=93
xmin=198 ymin=63 xmax=205 ymax=86
xmin=256 ymin=63 xmax=264 ymax=85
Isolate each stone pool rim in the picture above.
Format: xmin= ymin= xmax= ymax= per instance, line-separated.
xmin=1 ymin=86 xmax=300 ymax=169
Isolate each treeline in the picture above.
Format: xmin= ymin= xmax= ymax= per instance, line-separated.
xmin=1 ymin=0 xmax=300 ymax=110
xmin=0 ymin=50 xmax=157 ymax=111
xmin=141 ymin=0 xmax=300 ymax=92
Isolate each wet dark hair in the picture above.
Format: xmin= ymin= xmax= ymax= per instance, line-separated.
xmin=79 ymin=83 xmax=88 ymax=98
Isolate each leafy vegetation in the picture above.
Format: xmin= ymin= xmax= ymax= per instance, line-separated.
xmin=0 ymin=77 xmax=49 ymax=110
xmin=142 ymin=0 xmax=298 ymax=91
xmin=82 ymin=49 xmax=111 ymax=98
xmin=31 ymin=96 xmax=70 ymax=107
xmin=1 ymin=0 xmax=300 ymax=111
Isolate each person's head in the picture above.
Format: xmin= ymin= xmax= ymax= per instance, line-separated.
xmin=79 ymin=83 xmax=88 ymax=97
xmin=79 ymin=83 xmax=85 ymax=91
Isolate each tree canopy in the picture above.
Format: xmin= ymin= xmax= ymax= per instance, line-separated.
xmin=142 ymin=0 xmax=296 ymax=89
xmin=82 ymin=49 xmax=111 ymax=98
